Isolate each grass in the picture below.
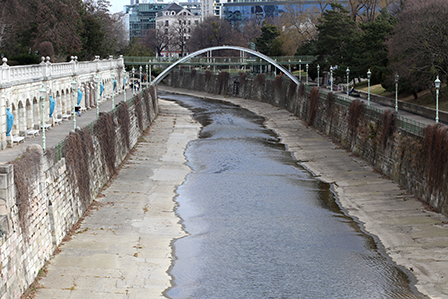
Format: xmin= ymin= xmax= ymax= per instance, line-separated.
xmin=355 ymin=82 xmax=448 ymax=112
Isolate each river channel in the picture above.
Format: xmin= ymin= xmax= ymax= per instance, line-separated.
xmin=159 ymin=92 xmax=425 ymax=299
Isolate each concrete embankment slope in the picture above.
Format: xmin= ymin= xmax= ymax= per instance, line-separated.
xmin=34 ymin=100 xmax=200 ymax=298
xmin=160 ymin=86 xmax=448 ymax=299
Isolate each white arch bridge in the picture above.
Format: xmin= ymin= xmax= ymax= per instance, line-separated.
xmin=129 ymin=46 xmax=309 ymax=86
xmin=151 ymin=46 xmax=301 ymax=85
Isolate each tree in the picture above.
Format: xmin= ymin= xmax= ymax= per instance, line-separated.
xmin=172 ymin=13 xmax=191 ymax=56
xmin=356 ymin=9 xmax=395 ymax=83
xmin=78 ymin=14 xmax=105 ymax=60
xmin=143 ymin=26 xmax=171 ymax=57
xmin=387 ymin=0 xmax=448 ymax=97
xmin=81 ymin=0 xmax=119 ymax=59
xmin=123 ymin=37 xmax=154 ymax=57
xmin=240 ymin=18 xmax=262 ymax=47
xmin=0 ymin=0 xmax=26 ymax=49
xmin=188 ymin=17 xmax=237 ymax=55
xmin=255 ymin=23 xmax=283 ymax=56
xmin=314 ymin=3 xmax=359 ymax=79
xmin=29 ymin=0 xmax=84 ymax=55
xmin=279 ymin=4 xmax=318 ymax=55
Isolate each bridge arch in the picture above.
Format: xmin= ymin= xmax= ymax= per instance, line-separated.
xmin=151 ymin=46 xmax=299 ymax=86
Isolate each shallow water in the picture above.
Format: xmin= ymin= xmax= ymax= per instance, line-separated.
xmin=160 ymin=92 xmax=425 ymax=299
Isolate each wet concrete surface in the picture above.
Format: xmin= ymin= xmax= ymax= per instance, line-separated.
xmin=34 ymin=100 xmax=200 ymax=298
xmin=160 ymin=85 xmax=448 ymax=299
xmin=160 ymin=92 xmax=425 ymax=299
xmin=31 ymin=85 xmax=448 ymax=299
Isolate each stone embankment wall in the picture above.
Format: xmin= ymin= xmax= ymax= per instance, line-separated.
xmin=0 ymin=87 xmax=159 ymax=299
xmin=167 ymin=70 xmax=448 ymax=216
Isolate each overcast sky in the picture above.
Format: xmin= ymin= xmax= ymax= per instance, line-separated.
xmin=109 ymin=0 xmax=128 ymax=14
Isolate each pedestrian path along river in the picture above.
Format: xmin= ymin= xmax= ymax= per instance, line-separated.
xmin=33 ymin=100 xmax=200 ymax=298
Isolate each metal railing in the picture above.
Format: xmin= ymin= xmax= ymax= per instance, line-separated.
xmin=318 ymin=88 xmax=426 ymax=136
xmin=52 ymin=92 xmax=141 ymax=163
xmin=124 ymin=55 xmax=315 ymax=66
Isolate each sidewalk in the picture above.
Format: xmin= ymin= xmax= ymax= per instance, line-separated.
xmin=0 ymin=89 xmax=136 ymax=164
xmin=33 ymin=99 xmax=200 ymax=298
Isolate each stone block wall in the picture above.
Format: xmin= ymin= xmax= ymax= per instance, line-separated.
xmin=167 ymin=70 xmax=448 ymax=216
xmin=0 ymin=87 xmax=159 ymax=299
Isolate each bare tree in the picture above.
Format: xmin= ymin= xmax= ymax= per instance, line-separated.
xmin=387 ymin=0 xmax=448 ymax=97
xmin=0 ymin=0 xmax=25 ymax=49
xmin=143 ymin=25 xmax=172 ymax=57
xmin=31 ymin=0 xmax=83 ymax=54
xmin=314 ymin=0 xmax=334 ymax=17
xmin=188 ymin=16 xmax=238 ymax=56
xmin=172 ymin=14 xmax=191 ymax=56
xmin=240 ymin=19 xmax=262 ymax=46
xmin=112 ymin=12 xmax=129 ymax=53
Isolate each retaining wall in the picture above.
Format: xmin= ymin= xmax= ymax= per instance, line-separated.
xmin=0 ymin=87 xmax=159 ymax=299
xmin=167 ymin=70 xmax=448 ymax=216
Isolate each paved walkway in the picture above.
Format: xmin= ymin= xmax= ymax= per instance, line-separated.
xmin=34 ymin=100 xmax=200 ymax=298
xmin=0 ymin=89 xmax=138 ymax=164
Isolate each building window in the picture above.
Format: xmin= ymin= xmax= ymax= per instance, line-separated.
xmin=165 ymin=20 xmax=169 ymax=26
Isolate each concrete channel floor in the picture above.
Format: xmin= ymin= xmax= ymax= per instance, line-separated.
xmin=158 ymin=86 xmax=448 ymax=299
xmin=33 ymin=100 xmax=200 ymax=298
xmin=22 ymin=85 xmax=448 ymax=299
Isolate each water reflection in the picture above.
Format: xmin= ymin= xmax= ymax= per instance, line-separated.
xmin=160 ymin=92 xmax=426 ymax=299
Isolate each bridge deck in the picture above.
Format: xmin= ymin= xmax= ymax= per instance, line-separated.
xmin=124 ymin=56 xmax=315 ymax=66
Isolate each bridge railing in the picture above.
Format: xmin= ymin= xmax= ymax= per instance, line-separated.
xmin=124 ymin=55 xmax=315 ymax=66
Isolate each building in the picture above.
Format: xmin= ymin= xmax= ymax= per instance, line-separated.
xmin=201 ymin=0 xmax=227 ymax=18
xmin=221 ymin=0 xmax=349 ymax=26
xmin=156 ymin=3 xmax=201 ymax=57
xmin=125 ymin=2 xmax=168 ymax=41
xmin=125 ymin=0 xmax=201 ymax=41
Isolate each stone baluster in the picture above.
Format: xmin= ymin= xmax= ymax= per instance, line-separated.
xmin=0 ymin=58 xmax=10 ymax=85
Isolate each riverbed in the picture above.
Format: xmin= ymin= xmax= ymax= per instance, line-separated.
xmin=160 ymin=92 xmax=425 ymax=299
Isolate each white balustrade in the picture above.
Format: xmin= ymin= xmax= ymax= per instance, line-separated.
xmin=0 ymin=55 xmax=125 ymax=150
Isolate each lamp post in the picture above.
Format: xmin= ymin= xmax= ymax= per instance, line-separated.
xmin=139 ymin=65 xmax=142 ymax=91
xmin=123 ymin=71 xmax=126 ymax=102
xmin=40 ymin=85 xmax=46 ymax=151
xmin=346 ymin=67 xmax=350 ymax=100
xmin=71 ymin=79 xmax=77 ymax=130
xmin=146 ymin=65 xmax=148 ymax=86
xmin=132 ymin=67 xmax=135 ymax=95
xmin=149 ymin=61 xmax=152 ymax=84
xmin=435 ymin=76 xmax=441 ymax=123
xmin=95 ymin=74 xmax=99 ymax=118
xmin=330 ymin=66 xmax=333 ymax=92
xmin=306 ymin=63 xmax=309 ymax=85
xmin=299 ymin=59 xmax=302 ymax=82
xmin=111 ymin=71 xmax=115 ymax=109
xmin=317 ymin=64 xmax=320 ymax=88
xmin=395 ymin=73 xmax=399 ymax=112
xmin=367 ymin=69 xmax=371 ymax=107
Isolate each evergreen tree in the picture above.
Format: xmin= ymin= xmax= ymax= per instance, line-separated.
xmin=255 ymin=23 xmax=283 ymax=56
